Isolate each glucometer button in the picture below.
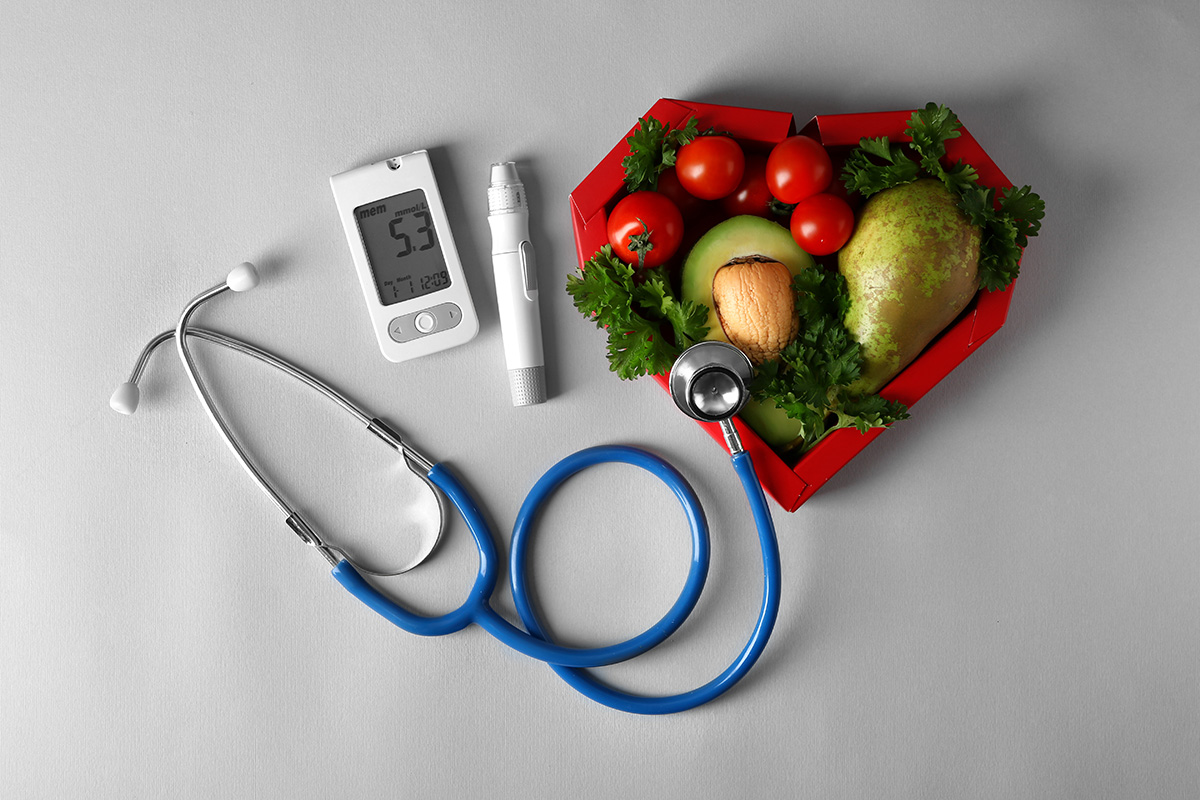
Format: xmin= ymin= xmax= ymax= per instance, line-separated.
xmin=388 ymin=317 xmax=417 ymax=343
xmin=429 ymin=303 xmax=463 ymax=331
xmin=389 ymin=305 xmax=462 ymax=342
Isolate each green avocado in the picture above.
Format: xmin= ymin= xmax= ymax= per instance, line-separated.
xmin=680 ymin=215 xmax=814 ymax=447
xmin=737 ymin=396 xmax=808 ymax=449
xmin=838 ymin=179 xmax=982 ymax=394
xmin=681 ymin=215 xmax=814 ymax=346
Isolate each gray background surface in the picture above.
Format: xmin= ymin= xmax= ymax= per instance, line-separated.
xmin=3 ymin=0 xmax=1198 ymax=797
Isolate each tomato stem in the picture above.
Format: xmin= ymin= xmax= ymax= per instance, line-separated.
xmin=769 ymin=198 xmax=797 ymax=218
xmin=627 ymin=218 xmax=655 ymax=269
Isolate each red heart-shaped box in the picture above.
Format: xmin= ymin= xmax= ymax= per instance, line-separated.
xmin=569 ymin=99 xmax=1017 ymax=511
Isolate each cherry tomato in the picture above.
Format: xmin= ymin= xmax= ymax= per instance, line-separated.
xmin=720 ymin=153 xmax=773 ymax=218
xmin=655 ymin=166 xmax=712 ymax=221
xmin=606 ymin=190 xmax=684 ymax=268
xmin=789 ymin=193 xmax=855 ymax=257
xmin=675 ymin=135 xmax=745 ymax=200
xmin=766 ymin=135 xmax=833 ymax=204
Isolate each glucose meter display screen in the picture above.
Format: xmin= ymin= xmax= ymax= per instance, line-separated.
xmin=355 ymin=189 xmax=452 ymax=306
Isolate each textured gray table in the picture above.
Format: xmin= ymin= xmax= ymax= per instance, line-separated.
xmin=3 ymin=1 xmax=1198 ymax=797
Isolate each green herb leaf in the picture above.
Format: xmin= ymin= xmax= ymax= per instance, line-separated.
xmin=833 ymin=393 xmax=911 ymax=433
xmin=635 ymin=272 xmax=710 ymax=348
xmin=621 ymin=117 xmax=668 ymax=193
xmin=859 ymin=136 xmax=900 ymax=160
xmin=998 ymin=185 xmax=1045 ymax=246
xmin=978 ymin=216 xmax=1025 ymax=292
xmin=840 ymin=136 xmax=921 ymax=197
xmin=956 ymin=185 xmax=997 ymax=228
xmin=621 ymin=116 xmax=700 ymax=193
xmin=565 ymin=246 xmax=639 ymax=329
xmin=605 ymin=315 xmax=679 ymax=380
xmin=566 ymin=245 xmax=709 ymax=380
xmin=905 ymin=102 xmax=962 ymax=172
xmin=940 ymin=160 xmax=980 ymax=194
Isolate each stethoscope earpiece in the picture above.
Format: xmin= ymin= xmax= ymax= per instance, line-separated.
xmin=226 ymin=261 xmax=259 ymax=292
xmin=109 ymin=382 xmax=140 ymax=415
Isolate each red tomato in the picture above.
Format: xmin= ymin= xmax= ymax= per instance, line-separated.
xmin=607 ymin=190 xmax=684 ymax=268
xmin=789 ymin=193 xmax=855 ymax=257
xmin=655 ymin=166 xmax=712 ymax=221
xmin=675 ymin=135 xmax=746 ymax=200
xmin=720 ymin=153 xmax=773 ymax=218
xmin=766 ymin=135 xmax=833 ymax=204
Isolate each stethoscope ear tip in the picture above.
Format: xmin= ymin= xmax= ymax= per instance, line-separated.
xmin=110 ymin=382 xmax=140 ymax=415
xmin=226 ymin=262 xmax=260 ymax=293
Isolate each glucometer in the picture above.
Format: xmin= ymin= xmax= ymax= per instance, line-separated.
xmin=331 ymin=150 xmax=479 ymax=362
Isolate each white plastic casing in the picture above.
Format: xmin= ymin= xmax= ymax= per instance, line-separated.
xmin=487 ymin=161 xmax=545 ymax=405
xmin=486 ymin=212 xmax=543 ymax=372
xmin=330 ymin=151 xmax=479 ymax=363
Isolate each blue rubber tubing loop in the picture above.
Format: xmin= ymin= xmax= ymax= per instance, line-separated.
xmin=504 ymin=445 xmax=711 ymax=667
xmin=512 ymin=450 xmax=782 ymax=715
xmin=332 ymin=446 xmax=712 ymax=670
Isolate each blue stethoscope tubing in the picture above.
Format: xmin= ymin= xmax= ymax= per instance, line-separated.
xmin=333 ymin=443 xmax=782 ymax=715
xmin=117 ymin=267 xmax=784 ymax=715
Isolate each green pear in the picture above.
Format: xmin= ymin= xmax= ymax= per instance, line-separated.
xmin=838 ymin=179 xmax=981 ymax=394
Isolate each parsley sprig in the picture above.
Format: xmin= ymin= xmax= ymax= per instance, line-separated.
xmin=752 ymin=269 xmax=909 ymax=451
xmin=566 ymin=246 xmax=709 ymax=379
xmin=621 ymin=116 xmax=701 ymax=193
xmin=841 ymin=103 xmax=1045 ymax=292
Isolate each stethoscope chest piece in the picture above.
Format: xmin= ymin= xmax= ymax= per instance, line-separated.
xmin=669 ymin=341 xmax=754 ymax=422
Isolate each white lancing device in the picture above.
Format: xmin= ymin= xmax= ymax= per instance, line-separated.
xmin=486 ymin=162 xmax=546 ymax=406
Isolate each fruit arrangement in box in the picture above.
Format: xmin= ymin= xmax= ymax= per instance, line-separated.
xmin=567 ymin=100 xmax=1044 ymax=510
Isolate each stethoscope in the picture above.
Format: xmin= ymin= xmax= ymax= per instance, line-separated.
xmin=111 ymin=262 xmax=782 ymax=715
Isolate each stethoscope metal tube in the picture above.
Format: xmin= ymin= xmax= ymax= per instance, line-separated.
xmin=111 ymin=265 xmax=445 ymax=577
xmin=118 ymin=326 xmax=431 ymax=471
xmin=113 ymin=264 xmax=784 ymax=714
xmin=174 ymin=275 xmax=303 ymax=529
